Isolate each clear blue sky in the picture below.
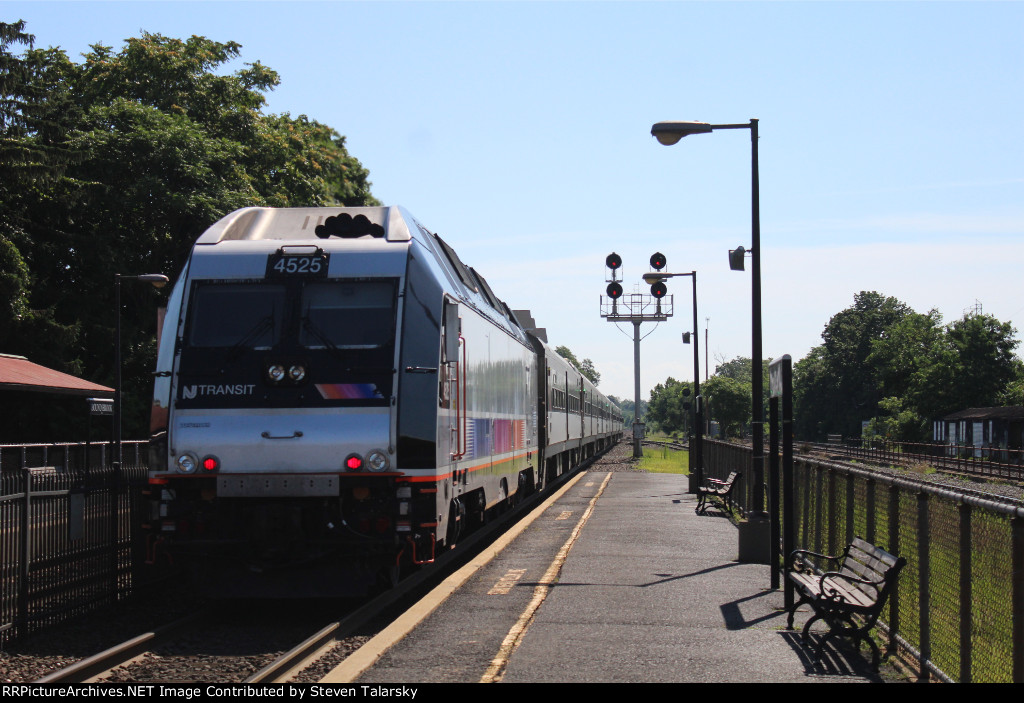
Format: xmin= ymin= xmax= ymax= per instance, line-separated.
xmin=7 ymin=1 xmax=1024 ymax=402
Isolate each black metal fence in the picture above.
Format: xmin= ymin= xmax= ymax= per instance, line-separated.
xmin=1 ymin=441 xmax=149 ymax=646
xmin=703 ymin=438 xmax=1024 ymax=683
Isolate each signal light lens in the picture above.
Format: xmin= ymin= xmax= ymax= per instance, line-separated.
xmin=345 ymin=454 xmax=363 ymax=471
xmin=288 ymin=364 xmax=306 ymax=382
xmin=650 ymin=252 xmax=666 ymax=271
xmin=651 ymin=281 xmax=668 ymax=299
xmin=201 ymin=455 xmax=220 ymax=472
xmin=605 ymin=253 xmax=622 ymax=270
xmin=606 ymin=282 xmax=623 ymax=300
xmin=267 ymin=364 xmax=286 ymax=383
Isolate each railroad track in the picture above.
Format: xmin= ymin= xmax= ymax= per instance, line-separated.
xmin=34 ymin=550 xmax=475 ymax=683
xmin=804 ymin=442 xmax=1024 ymax=487
xmin=641 ymin=439 xmax=689 ymax=452
xmin=33 ymin=600 xmax=359 ymax=684
xmin=34 ymin=446 xmax=616 ymax=684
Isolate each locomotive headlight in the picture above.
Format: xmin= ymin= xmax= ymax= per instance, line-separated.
xmin=288 ymin=364 xmax=306 ymax=382
xmin=366 ymin=450 xmax=390 ymax=472
xmin=176 ymin=452 xmax=199 ymax=474
xmin=267 ymin=364 xmax=286 ymax=383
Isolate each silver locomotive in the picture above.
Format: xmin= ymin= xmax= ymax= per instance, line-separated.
xmin=145 ymin=206 xmax=623 ymax=595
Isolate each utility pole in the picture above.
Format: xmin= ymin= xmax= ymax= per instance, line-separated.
xmin=601 ymin=253 xmax=674 ymax=459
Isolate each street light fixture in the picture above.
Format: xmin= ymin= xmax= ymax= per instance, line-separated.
xmin=650 ymin=121 xmax=713 ymax=145
xmin=651 ymin=118 xmax=766 ymax=522
xmin=114 ymin=273 xmax=169 ymax=468
xmin=728 ymin=246 xmax=747 ymax=272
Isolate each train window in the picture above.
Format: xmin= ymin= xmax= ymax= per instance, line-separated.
xmin=187 ymin=283 xmax=285 ymax=348
xmin=300 ymin=280 xmax=397 ymax=349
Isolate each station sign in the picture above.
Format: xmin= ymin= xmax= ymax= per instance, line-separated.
xmin=87 ymin=397 xmax=113 ymax=416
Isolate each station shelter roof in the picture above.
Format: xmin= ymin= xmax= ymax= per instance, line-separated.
xmin=941 ymin=406 xmax=1024 ymax=422
xmin=0 ymin=353 xmax=113 ymax=397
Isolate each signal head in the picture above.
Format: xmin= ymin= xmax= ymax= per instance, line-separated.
xmin=606 ymin=282 xmax=623 ymax=300
xmin=606 ymin=252 xmax=622 ymax=270
xmin=650 ymin=252 xmax=666 ymax=271
xmin=650 ymin=281 xmax=668 ymax=299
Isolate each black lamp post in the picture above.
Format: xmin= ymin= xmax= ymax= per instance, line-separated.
xmin=114 ymin=273 xmax=169 ymax=467
xmin=643 ymin=270 xmax=702 ymax=491
xmin=651 ymin=118 xmax=765 ymax=517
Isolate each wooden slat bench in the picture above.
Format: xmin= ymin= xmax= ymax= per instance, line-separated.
xmin=695 ymin=471 xmax=739 ymax=515
xmin=785 ymin=536 xmax=906 ymax=670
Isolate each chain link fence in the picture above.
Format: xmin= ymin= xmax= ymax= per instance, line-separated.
xmin=703 ymin=438 xmax=1023 ymax=683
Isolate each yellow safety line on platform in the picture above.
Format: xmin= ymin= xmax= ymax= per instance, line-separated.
xmin=319 ymin=470 xmax=593 ymax=684
xmin=479 ymin=471 xmax=612 ymax=683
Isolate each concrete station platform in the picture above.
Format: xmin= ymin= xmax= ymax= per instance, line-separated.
xmin=323 ymin=460 xmax=897 ymax=684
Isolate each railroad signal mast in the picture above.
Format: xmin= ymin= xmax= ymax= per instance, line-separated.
xmin=601 ymin=252 xmax=674 ymax=458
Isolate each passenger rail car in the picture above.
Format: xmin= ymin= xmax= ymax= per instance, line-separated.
xmin=145 ymin=206 xmax=622 ymax=596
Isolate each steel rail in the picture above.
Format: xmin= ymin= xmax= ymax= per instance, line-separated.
xmin=34 ymin=609 xmax=211 ymax=683
xmin=248 ymin=441 xmax=621 ymax=683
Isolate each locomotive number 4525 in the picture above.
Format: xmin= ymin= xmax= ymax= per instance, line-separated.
xmin=265 ymin=249 xmax=330 ymax=277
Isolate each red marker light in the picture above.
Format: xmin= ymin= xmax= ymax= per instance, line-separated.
xmin=201 ymin=456 xmax=220 ymax=472
xmin=346 ymin=454 xmax=363 ymax=470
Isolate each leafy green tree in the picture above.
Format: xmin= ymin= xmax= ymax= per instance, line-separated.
xmin=1001 ymin=367 xmax=1024 ymax=406
xmin=646 ymin=377 xmax=693 ymax=434
xmin=554 ymin=345 xmax=601 ymax=386
xmin=0 ymin=26 xmax=379 ymax=441
xmin=0 ymin=22 xmax=82 ymax=373
xmin=910 ymin=313 xmax=1021 ymax=420
xmin=714 ymin=356 xmax=763 ymax=385
xmin=713 ymin=355 xmax=771 ymax=423
xmin=865 ymin=310 xmax=1021 ymax=440
xmin=608 ymin=395 xmax=645 ymax=426
xmin=796 ymin=292 xmax=1022 ymax=442
xmin=868 ymin=310 xmax=944 ymax=400
xmin=794 ymin=292 xmax=912 ymax=440
xmin=703 ymin=375 xmax=750 ymax=438
xmin=863 ymin=396 xmax=925 ymax=442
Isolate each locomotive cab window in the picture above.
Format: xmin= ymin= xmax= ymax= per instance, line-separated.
xmin=187 ymin=283 xmax=285 ymax=348
xmin=300 ymin=281 xmax=397 ymax=349
xmin=179 ymin=278 xmax=398 ymax=409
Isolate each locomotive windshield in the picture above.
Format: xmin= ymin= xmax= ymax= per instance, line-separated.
xmin=188 ymin=284 xmax=285 ymax=349
xmin=179 ymin=278 xmax=398 ymax=408
xmin=299 ymin=281 xmax=395 ymax=349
